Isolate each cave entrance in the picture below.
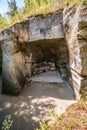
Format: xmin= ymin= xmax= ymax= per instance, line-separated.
xmin=24 ymin=39 xmax=69 ymax=81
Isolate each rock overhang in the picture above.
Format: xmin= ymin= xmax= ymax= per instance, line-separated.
xmin=0 ymin=11 xmax=65 ymax=43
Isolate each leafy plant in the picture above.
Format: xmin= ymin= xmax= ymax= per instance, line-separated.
xmin=2 ymin=115 xmax=13 ymax=130
xmin=7 ymin=0 xmax=18 ymax=17
xmin=36 ymin=106 xmax=59 ymax=130
xmin=0 ymin=15 xmax=7 ymax=31
xmin=48 ymin=106 xmax=59 ymax=121
xmin=39 ymin=120 xmax=49 ymax=130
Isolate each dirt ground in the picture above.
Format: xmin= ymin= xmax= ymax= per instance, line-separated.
xmin=0 ymin=72 xmax=76 ymax=130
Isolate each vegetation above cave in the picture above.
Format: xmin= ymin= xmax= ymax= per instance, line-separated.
xmin=0 ymin=0 xmax=81 ymax=31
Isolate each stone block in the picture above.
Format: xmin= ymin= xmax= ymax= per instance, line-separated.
xmin=29 ymin=13 xmax=64 ymax=42
xmin=1 ymin=41 xmax=21 ymax=95
xmin=71 ymin=69 xmax=87 ymax=99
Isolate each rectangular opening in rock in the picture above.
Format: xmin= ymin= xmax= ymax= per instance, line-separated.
xmin=20 ymin=39 xmax=69 ymax=81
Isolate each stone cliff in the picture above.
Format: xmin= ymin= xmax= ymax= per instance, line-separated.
xmin=0 ymin=0 xmax=87 ymax=99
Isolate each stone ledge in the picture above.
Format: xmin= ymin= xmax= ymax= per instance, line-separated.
xmin=71 ymin=69 xmax=87 ymax=99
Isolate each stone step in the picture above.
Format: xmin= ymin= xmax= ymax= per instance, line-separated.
xmin=28 ymin=71 xmax=65 ymax=86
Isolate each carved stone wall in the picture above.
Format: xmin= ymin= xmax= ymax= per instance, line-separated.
xmin=63 ymin=1 xmax=87 ymax=99
xmin=1 ymin=40 xmax=21 ymax=95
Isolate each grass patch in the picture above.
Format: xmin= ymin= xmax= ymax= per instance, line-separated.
xmin=36 ymin=100 xmax=87 ymax=130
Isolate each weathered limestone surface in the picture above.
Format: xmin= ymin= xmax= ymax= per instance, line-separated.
xmin=0 ymin=1 xmax=87 ymax=99
xmin=13 ymin=52 xmax=26 ymax=89
xmin=29 ymin=12 xmax=65 ymax=42
xmin=1 ymin=40 xmax=21 ymax=95
xmin=0 ymin=12 xmax=64 ymax=42
xmin=63 ymin=1 xmax=87 ymax=99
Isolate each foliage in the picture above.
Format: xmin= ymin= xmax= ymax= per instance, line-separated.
xmin=8 ymin=11 xmax=24 ymax=25
xmin=0 ymin=15 xmax=7 ymax=31
xmin=7 ymin=0 xmax=18 ymax=17
xmin=22 ymin=0 xmax=81 ymax=17
xmin=36 ymin=120 xmax=50 ymax=130
xmin=48 ymin=106 xmax=59 ymax=121
xmin=23 ymin=0 xmax=56 ymax=20
xmin=36 ymin=106 xmax=59 ymax=130
xmin=64 ymin=0 xmax=81 ymax=6
xmin=0 ymin=0 xmax=82 ymax=32
xmin=6 ymin=0 xmax=24 ymax=24
xmin=2 ymin=115 xmax=13 ymax=130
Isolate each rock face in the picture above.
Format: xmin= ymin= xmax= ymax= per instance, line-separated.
xmin=63 ymin=1 xmax=87 ymax=99
xmin=1 ymin=40 xmax=21 ymax=95
xmin=29 ymin=12 xmax=64 ymax=41
xmin=0 ymin=1 xmax=87 ymax=99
